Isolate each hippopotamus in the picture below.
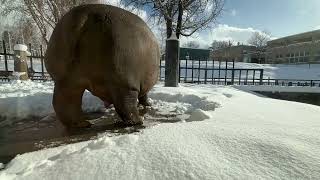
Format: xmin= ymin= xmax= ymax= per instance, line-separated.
xmin=45 ymin=4 xmax=160 ymax=128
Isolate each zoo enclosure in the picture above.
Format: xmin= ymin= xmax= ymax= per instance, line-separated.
xmin=1 ymin=41 xmax=320 ymax=87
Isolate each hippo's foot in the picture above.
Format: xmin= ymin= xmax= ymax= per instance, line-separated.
xmin=70 ymin=120 xmax=92 ymax=128
xmin=138 ymin=94 xmax=151 ymax=107
xmin=53 ymin=82 xmax=89 ymax=129
xmin=114 ymin=90 xmax=144 ymax=126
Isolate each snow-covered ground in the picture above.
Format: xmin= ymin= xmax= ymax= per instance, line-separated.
xmin=1 ymin=81 xmax=320 ymax=180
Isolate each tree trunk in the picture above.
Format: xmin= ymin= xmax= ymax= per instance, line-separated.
xmin=166 ymin=20 xmax=173 ymax=39
xmin=175 ymin=0 xmax=183 ymax=39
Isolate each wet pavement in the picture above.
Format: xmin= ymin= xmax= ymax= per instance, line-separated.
xmin=0 ymin=106 xmax=183 ymax=164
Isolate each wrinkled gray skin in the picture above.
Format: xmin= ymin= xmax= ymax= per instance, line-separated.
xmin=45 ymin=4 xmax=160 ymax=128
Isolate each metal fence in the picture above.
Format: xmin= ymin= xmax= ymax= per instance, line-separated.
xmin=159 ymin=58 xmax=320 ymax=87
xmin=159 ymin=58 xmax=265 ymax=85
xmin=0 ymin=41 xmax=51 ymax=81
xmin=1 ymin=41 xmax=320 ymax=88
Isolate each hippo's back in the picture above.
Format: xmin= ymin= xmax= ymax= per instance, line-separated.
xmin=45 ymin=4 xmax=160 ymax=92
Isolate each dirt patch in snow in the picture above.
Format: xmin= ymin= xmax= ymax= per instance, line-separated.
xmin=0 ymin=105 xmax=184 ymax=164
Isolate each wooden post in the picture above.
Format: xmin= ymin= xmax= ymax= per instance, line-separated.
xmin=12 ymin=44 xmax=30 ymax=80
xmin=165 ymin=36 xmax=180 ymax=87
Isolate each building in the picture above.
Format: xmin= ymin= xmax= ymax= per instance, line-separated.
xmin=179 ymin=47 xmax=211 ymax=60
xmin=160 ymin=48 xmax=211 ymax=61
xmin=210 ymin=45 xmax=257 ymax=62
xmin=265 ymin=29 xmax=320 ymax=64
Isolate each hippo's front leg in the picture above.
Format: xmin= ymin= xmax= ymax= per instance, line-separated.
xmin=114 ymin=90 xmax=143 ymax=126
xmin=53 ymin=82 xmax=91 ymax=128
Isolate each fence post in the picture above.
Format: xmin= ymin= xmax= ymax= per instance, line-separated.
xmin=212 ymin=59 xmax=214 ymax=84
xmin=40 ymin=45 xmax=45 ymax=77
xmin=253 ymin=70 xmax=256 ymax=85
xmin=224 ymin=59 xmax=228 ymax=85
xmin=191 ymin=59 xmax=194 ymax=83
xmin=259 ymin=69 xmax=264 ymax=85
xmin=29 ymin=43 xmax=33 ymax=71
xmin=159 ymin=59 xmax=162 ymax=81
xmin=12 ymin=44 xmax=30 ymax=80
xmin=164 ymin=36 xmax=179 ymax=87
xmin=245 ymin=70 xmax=248 ymax=85
xmin=218 ymin=59 xmax=221 ymax=84
xmin=2 ymin=40 xmax=8 ymax=73
xmin=185 ymin=58 xmax=188 ymax=82
xmin=198 ymin=59 xmax=200 ymax=84
xmin=204 ymin=59 xmax=208 ymax=84
xmin=231 ymin=59 xmax=235 ymax=85
xmin=239 ymin=70 xmax=242 ymax=85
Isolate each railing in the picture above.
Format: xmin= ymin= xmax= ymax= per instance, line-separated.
xmin=0 ymin=41 xmax=50 ymax=81
xmin=159 ymin=58 xmax=265 ymax=85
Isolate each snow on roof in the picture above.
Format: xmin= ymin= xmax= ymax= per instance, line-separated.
xmin=0 ymin=81 xmax=320 ymax=179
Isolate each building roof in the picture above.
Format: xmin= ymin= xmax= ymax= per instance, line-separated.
xmin=268 ymin=29 xmax=320 ymax=46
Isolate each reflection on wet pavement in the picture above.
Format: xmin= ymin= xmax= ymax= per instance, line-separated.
xmin=0 ymin=106 xmax=183 ymax=164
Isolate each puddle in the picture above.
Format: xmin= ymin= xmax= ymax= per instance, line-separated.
xmin=0 ymin=106 xmax=183 ymax=165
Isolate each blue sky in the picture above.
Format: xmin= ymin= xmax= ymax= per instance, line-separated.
xmin=177 ymin=0 xmax=320 ymax=48
xmin=221 ymin=0 xmax=320 ymax=37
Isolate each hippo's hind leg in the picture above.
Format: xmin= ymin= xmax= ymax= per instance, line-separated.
xmin=53 ymin=82 xmax=91 ymax=128
xmin=138 ymin=93 xmax=151 ymax=107
xmin=114 ymin=90 xmax=143 ymax=126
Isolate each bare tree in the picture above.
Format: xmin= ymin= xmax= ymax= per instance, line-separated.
xmin=247 ymin=31 xmax=271 ymax=63
xmin=123 ymin=0 xmax=224 ymax=39
xmin=0 ymin=0 xmax=87 ymax=45
xmin=247 ymin=31 xmax=270 ymax=48
xmin=182 ymin=41 xmax=200 ymax=48
xmin=210 ymin=40 xmax=231 ymax=50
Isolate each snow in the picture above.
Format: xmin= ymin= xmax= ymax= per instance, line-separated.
xmin=0 ymin=80 xmax=104 ymax=126
xmin=186 ymin=109 xmax=211 ymax=122
xmin=1 ymin=81 xmax=320 ymax=180
xmin=235 ymin=84 xmax=320 ymax=93
xmin=13 ymin=44 xmax=28 ymax=52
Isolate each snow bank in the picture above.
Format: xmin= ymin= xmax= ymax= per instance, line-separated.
xmin=1 ymin=82 xmax=320 ymax=180
xmin=0 ymin=81 xmax=104 ymax=126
